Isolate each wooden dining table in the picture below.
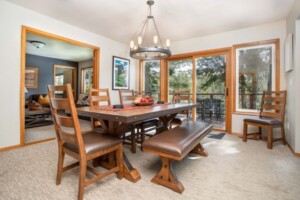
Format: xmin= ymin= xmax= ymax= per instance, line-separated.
xmin=76 ymin=103 xmax=197 ymax=182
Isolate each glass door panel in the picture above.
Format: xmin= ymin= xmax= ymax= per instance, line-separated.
xmin=144 ymin=60 xmax=160 ymax=102
xmin=195 ymin=55 xmax=226 ymax=130
xmin=168 ymin=59 xmax=193 ymax=102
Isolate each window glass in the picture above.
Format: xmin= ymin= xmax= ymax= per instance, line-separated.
xmin=168 ymin=59 xmax=192 ymax=101
xmin=236 ymin=44 xmax=275 ymax=112
xmin=144 ymin=60 xmax=160 ymax=101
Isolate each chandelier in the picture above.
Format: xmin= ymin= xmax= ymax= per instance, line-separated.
xmin=130 ymin=0 xmax=171 ymax=60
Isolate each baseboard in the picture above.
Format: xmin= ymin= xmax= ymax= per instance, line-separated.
xmin=0 ymin=144 xmax=21 ymax=152
xmin=286 ymin=141 xmax=300 ymax=157
xmin=25 ymin=138 xmax=55 ymax=146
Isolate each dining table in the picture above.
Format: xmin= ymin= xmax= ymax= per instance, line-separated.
xmin=76 ymin=102 xmax=197 ymax=182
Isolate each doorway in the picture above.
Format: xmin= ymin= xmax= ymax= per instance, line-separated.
xmin=20 ymin=26 xmax=100 ymax=146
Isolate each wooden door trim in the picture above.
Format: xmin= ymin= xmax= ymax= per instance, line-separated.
xmin=20 ymin=26 xmax=100 ymax=147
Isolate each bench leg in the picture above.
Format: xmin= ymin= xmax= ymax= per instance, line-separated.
xmin=151 ymin=156 xmax=184 ymax=193
xmin=191 ymin=143 xmax=208 ymax=157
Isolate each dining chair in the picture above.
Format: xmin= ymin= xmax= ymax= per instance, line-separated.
xmin=119 ymin=89 xmax=135 ymax=105
xmin=89 ymin=88 xmax=111 ymax=132
xmin=48 ymin=84 xmax=123 ymax=200
xmin=119 ymin=89 xmax=159 ymax=153
xmin=171 ymin=90 xmax=191 ymax=128
xmin=243 ymin=90 xmax=287 ymax=149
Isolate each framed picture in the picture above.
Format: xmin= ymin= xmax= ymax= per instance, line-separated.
xmin=25 ymin=67 xmax=38 ymax=88
xmin=285 ymin=33 xmax=293 ymax=72
xmin=81 ymin=67 xmax=93 ymax=93
xmin=112 ymin=56 xmax=130 ymax=90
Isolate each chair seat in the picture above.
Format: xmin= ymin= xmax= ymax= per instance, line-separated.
xmin=172 ymin=114 xmax=188 ymax=123
xmin=244 ymin=117 xmax=282 ymax=125
xmin=64 ymin=131 xmax=122 ymax=155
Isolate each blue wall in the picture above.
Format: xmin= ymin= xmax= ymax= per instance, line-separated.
xmin=25 ymin=54 xmax=78 ymax=99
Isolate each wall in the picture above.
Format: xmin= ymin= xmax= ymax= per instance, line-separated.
xmin=25 ymin=54 xmax=78 ymax=99
xmin=0 ymin=1 xmax=138 ymax=149
xmin=172 ymin=20 xmax=287 ymax=135
xmin=286 ymin=0 xmax=300 ymax=153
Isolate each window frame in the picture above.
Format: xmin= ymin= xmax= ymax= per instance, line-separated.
xmin=232 ymin=39 xmax=280 ymax=115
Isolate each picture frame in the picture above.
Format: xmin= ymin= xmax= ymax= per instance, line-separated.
xmin=112 ymin=56 xmax=130 ymax=90
xmin=25 ymin=67 xmax=38 ymax=88
xmin=285 ymin=33 xmax=293 ymax=72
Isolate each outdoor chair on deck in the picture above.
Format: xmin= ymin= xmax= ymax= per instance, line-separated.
xmin=243 ymin=90 xmax=287 ymax=149
xmin=48 ymin=84 xmax=123 ymax=200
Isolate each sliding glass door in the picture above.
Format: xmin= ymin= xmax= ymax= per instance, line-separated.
xmin=195 ymin=55 xmax=227 ymax=130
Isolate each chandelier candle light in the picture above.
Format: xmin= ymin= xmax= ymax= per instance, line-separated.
xmin=130 ymin=0 xmax=171 ymax=60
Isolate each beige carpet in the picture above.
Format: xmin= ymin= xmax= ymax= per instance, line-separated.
xmin=1 ymin=134 xmax=300 ymax=200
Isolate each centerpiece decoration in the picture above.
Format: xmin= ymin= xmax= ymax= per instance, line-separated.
xmin=134 ymin=94 xmax=154 ymax=106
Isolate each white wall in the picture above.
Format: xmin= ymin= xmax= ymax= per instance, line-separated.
xmin=172 ymin=20 xmax=287 ymax=135
xmin=286 ymin=0 xmax=300 ymax=153
xmin=0 ymin=1 xmax=138 ymax=149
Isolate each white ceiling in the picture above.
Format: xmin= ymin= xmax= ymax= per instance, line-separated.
xmin=26 ymin=33 xmax=94 ymax=62
xmin=9 ymin=0 xmax=294 ymax=45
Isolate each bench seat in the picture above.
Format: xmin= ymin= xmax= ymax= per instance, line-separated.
xmin=142 ymin=121 xmax=213 ymax=193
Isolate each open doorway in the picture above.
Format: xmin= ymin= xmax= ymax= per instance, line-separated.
xmin=20 ymin=26 xmax=100 ymax=145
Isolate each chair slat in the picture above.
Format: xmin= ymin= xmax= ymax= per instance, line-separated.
xmin=262 ymin=104 xmax=284 ymax=110
xmin=263 ymin=96 xmax=285 ymax=102
xmin=90 ymin=96 xmax=109 ymax=102
xmin=260 ymin=112 xmax=281 ymax=118
xmin=55 ymin=115 xmax=74 ymax=128
xmin=51 ymin=98 xmax=71 ymax=110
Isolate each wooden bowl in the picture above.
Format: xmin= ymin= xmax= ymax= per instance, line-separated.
xmin=134 ymin=102 xmax=154 ymax=106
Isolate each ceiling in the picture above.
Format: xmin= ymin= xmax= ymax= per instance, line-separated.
xmin=9 ymin=0 xmax=294 ymax=45
xmin=26 ymin=33 xmax=93 ymax=62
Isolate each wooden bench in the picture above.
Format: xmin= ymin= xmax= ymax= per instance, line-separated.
xmin=142 ymin=121 xmax=213 ymax=193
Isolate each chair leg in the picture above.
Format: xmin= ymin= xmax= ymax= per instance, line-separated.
xmin=140 ymin=126 xmax=145 ymax=151
xmin=78 ymin=161 xmax=87 ymax=200
xmin=281 ymin=125 xmax=286 ymax=145
xmin=56 ymin=147 xmax=65 ymax=185
xmin=130 ymin=129 xmax=136 ymax=153
xmin=243 ymin=121 xmax=248 ymax=142
xmin=267 ymin=126 xmax=273 ymax=149
xmin=258 ymin=127 xmax=262 ymax=139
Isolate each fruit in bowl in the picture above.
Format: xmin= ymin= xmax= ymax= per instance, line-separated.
xmin=134 ymin=96 xmax=154 ymax=105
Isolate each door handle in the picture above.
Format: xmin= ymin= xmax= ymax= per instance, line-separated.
xmin=226 ymin=88 xmax=229 ymax=96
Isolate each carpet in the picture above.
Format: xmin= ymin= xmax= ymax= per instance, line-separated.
xmin=207 ymin=132 xmax=225 ymax=139
xmin=0 ymin=134 xmax=299 ymax=200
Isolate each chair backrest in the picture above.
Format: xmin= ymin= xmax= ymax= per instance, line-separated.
xmin=172 ymin=90 xmax=191 ymax=103
xmin=48 ymin=84 xmax=85 ymax=155
xmin=119 ymin=89 xmax=134 ymax=105
xmin=89 ymin=88 xmax=111 ymax=107
xmin=133 ymin=90 xmax=152 ymax=97
xmin=259 ymin=90 xmax=287 ymax=122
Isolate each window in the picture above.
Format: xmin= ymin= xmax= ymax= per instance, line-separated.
xmin=234 ymin=40 xmax=279 ymax=113
xmin=144 ymin=60 xmax=160 ymax=101
xmin=168 ymin=59 xmax=192 ymax=101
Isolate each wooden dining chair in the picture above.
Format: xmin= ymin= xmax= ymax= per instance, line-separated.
xmin=243 ymin=90 xmax=287 ymax=149
xmin=171 ymin=90 xmax=192 ymax=128
xmin=48 ymin=84 xmax=123 ymax=200
xmin=119 ymin=89 xmax=135 ymax=105
xmin=89 ymin=88 xmax=111 ymax=131
xmin=118 ymin=89 xmax=159 ymax=153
